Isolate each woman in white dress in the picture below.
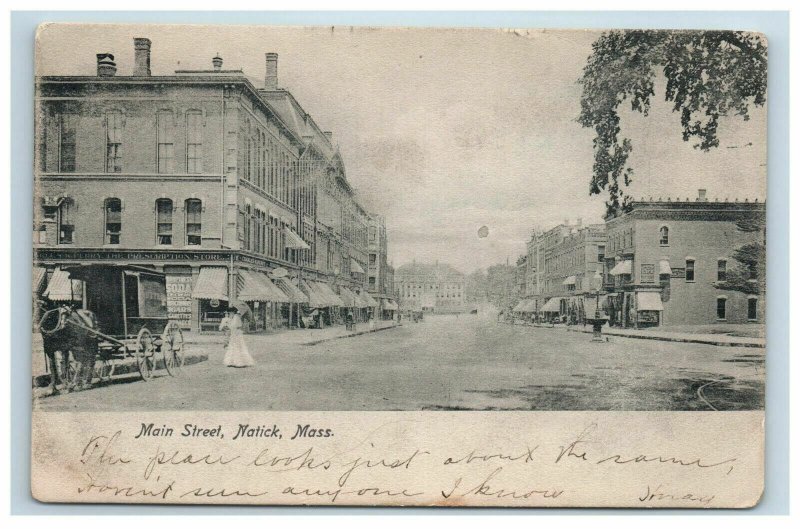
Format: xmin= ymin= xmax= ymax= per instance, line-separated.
xmin=219 ymin=307 xmax=255 ymax=368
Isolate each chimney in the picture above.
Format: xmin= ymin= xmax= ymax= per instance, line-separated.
xmin=96 ymin=53 xmax=117 ymax=77
xmin=212 ymin=54 xmax=223 ymax=71
xmin=265 ymin=52 xmax=278 ymax=89
xmin=133 ymin=38 xmax=151 ymax=76
xmin=698 ymin=189 xmax=707 ymax=201
xmin=323 ymin=131 xmax=333 ymax=142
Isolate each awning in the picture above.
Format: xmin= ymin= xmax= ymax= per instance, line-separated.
xmin=275 ymin=277 xmax=308 ymax=303
xmin=512 ymin=300 xmax=527 ymax=312
xmin=350 ymin=259 xmax=365 ymax=274
xmin=338 ymin=286 xmax=358 ymax=307
xmin=637 ymin=291 xmax=664 ymax=311
xmin=43 ymin=269 xmax=83 ymax=301
xmin=562 ymin=275 xmax=577 ymax=286
xmin=609 ymin=260 xmax=633 ymax=275
xmin=355 ymin=290 xmax=378 ymax=308
xmin=301 ymin=280 xmax=329 ymax=308
xmin=284 ymin=227 xmax=310 ymax=250
xmin=192 ymin=267 xmax=229 ymax=301
xmin=237 ymin=270 xmax=288 ymax=303
xmin=33 ymin=266 xmax=47 ymax=293
xmin=540 ymin=297 xmax=561 ymax=313
xmin=315 ymin=282 xmax=343 ymax=306
xmin=384 ymin=300 xmax=399 ymax=311
xmin=659 ymin=259 xmax=672 ymax=275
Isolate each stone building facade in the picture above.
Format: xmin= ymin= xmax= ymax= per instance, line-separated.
xmin=395 ymin=262 xmax=466 ymax=313
xmin=34 ymin=37 xmax=380 ymax=332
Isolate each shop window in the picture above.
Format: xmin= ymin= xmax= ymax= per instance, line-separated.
xmin=104 ymin=198 xmax=122 ymax=244
xmin=59 ymin=113 xmax=76 ymax=172
xmin=185 ymin=199 xmax=202 ymax=246
xmin=748 ymin=298 xmax=758 ymax=321
xmin=156 ymin=198 xmax=173 ymax=245
xmin=105 ymin=111 xmax=123 ymax=173
xmin=685 ymin=259 xmax=695 ymax=282
xmin=717 ymin=259 xmax=727 ymax=282
xmin=716 ymin=297 xmax=727 ymax=320
xmin=659 ymin=226 xmax=669 ymax=246
xmin=186 ymin=110 xmax=203 ymax=174
xmin=157 ymin=110 xmax=175 ymax=174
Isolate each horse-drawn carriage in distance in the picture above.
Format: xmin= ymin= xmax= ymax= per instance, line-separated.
xmin=38 ymin=263 xmax=186 ymax=392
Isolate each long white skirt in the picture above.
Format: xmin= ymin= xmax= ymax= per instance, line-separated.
xmin=223 ymin=330 xmax=255 ymax=367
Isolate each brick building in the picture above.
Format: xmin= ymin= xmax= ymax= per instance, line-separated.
xmin=34 ymin=38 xmax=380 ymax=332
xmin=604 ymin=191 xmax=765 ymax=327
xmin=367 ymin=214 xmax=398 ymax=318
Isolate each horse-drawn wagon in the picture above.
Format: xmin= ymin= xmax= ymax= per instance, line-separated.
xmin=38 ymin=264 xmax=186 ymax=391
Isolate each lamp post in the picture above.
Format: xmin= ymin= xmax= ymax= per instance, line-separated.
xmin=588 ymin=270 xmax=606 ymax=342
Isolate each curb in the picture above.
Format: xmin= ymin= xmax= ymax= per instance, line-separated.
xmin=32 ymin=352 xmax=209 ymax=388
xmin=558 ymin=326 xmax=765 ymax=349
xmin=301 ymin=324 xmax=401 ymax=346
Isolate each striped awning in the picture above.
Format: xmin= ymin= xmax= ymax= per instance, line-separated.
xmin=191 ymin=267 xmax=229 ymax=301
xmin=360 ymin=290 xmax=379 ymax=308
xmin=237 ymin=270 xmax=288 ymax=303
xmin=43 ymin=269 xmax=83 ymax=301
xmin=540 ymin=297 xmax=561 ymax=313
xmin=315 ymin=282 xmax=343 ymax=306
xmin=338 ymin=286 xmax=358 ymax=307
xmin=350 ymin=259 xmax=365 ymax=274
xmin=609 ymin=260 xmax=633 ymax=276
xmin=284 ymin=227 xmax=310 ymax=250
xmin=275 ymin=277 xmax=308 ymax=303
xmin=301 ymin=280 xmax=329 ymax=308
xmin=33 ymin=266 xmax=47 ymax=294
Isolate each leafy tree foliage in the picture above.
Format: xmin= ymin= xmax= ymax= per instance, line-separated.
xmin=714 ymin=216 xmax=766 ymax=295
xmin=578 ymin=30 xmax=767 ymax=216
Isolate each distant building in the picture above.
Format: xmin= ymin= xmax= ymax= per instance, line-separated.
xmin=367 ymin=214 xmax=398 ymax=317
xmin=395 ymin=262 xmax=466 ymax=313
xmin=604 ymin=190 xmax=765 ymax=328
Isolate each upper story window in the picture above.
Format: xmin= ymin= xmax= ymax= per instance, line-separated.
xmin=659 ymin=226 xmax=669 ymax=246
xmin=156 ymin=198 xmax=173 ymax=245
xmin=185 ymin=199 xmax=202 ymax=246
xmin=104 ymin=198 xmax=122 ymax=244
xmin=59 ymin=113 xmax=77 ymax=173
xmin=57 ymin=197 xmax=75 ymax=244
xmin=717 ymin=259 xmax=727 ymax=282
xmin=748 ymin=297 xmax=758 ymax=321
xmin=105 ymin=111 xmax=123 ymax=173
xmin=685 ymin=258 xmax=695 ymax=282
xmin=186 ymin=110 xmax=203 ymax=174
xmin=157 ymin=111 xmax=175 ymax=174
xmin=597 ymin=245 xmax=605 ymax=263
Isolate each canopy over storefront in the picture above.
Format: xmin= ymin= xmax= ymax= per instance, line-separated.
xmin=540 ymin=297 xmax=562 ymax=313
xmin=33 ymin=266 xmax=47 ymax=294
xmin=512 ymin=300 xmax=527 ymax=312
xmin=609 ymin=260 xmax=633 ymax=276
xmin=360 ymin=291 xmax=379 ymax=308
xmin=637 ymin=291 xmax=664 ymax=311
xmin=301 ymin=280 xmax=329 ymax=308
xmin=314 ymin=281 xmax=343 ymax=306
xmin=283 ymin=227 xmax=311 ymax=250
xmin=43 ymin=268 xmax=83 ymax=301
xmin=338 ymin=286 xmax=358 ymax=307
xmin=659 ymin=259 xmax=672 ymax=275
xmin=350 ymin=259 xmax=365 ymax=274
xmin=237 ymin=270 xmax=288 ymax=303
xmin=562 ymin=275 xmax=577 ymax=286
xmin=384 ymin=300 xmax=399 ymax=311
xmin=192 ymin=267 xmax=229 ymax=301
xmin=274 ymin=277 xmax=308 ymax=304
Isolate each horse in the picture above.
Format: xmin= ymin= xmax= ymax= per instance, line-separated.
xmin=38 ymin=304 xmax=99 ymax=395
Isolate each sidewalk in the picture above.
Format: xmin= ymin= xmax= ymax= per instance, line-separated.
xmin=555 ymin=324 xmax=765 ymax=348
xmin=275 ymin=320 xmax=400 ymax=346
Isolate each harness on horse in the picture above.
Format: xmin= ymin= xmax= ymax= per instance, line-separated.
xmin=39 ymin=307 xmax=96 ymax=335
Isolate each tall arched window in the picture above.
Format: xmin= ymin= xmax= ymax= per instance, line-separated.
xmin=155 ymin=198 xmax=173 ymax=245
xmin=659 ymin=226 xmax=669 ymax=246
xmin=185 ymin=199 xmax=202 ymax=246
xmin=157 ymin=110 xmax=175 ymax=174
xmin=104 ymin=198 xmax=122 ymax=244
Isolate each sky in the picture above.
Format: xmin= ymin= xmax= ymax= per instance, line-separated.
xmin=36 ymin=25 xmax=768 ymax=274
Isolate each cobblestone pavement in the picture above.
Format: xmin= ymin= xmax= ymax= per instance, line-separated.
xmin=33 ymin=313 xmax=764 ymax=411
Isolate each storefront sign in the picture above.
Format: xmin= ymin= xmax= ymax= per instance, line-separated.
xmin=671 ymin=267 xmax=686 ymax=279
xmin=36 ymin=248 xmax=230 ymax=262
xmin=640 ymin=264 xmax=655 ymax=284
xmin=166 ymin=275 xmax=193 ymax=329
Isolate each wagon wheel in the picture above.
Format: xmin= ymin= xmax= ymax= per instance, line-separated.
xmin=161 ymin=322 xmax=185 ymax=377
xmin=135 ymin=328 xmax=156 ymax=381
